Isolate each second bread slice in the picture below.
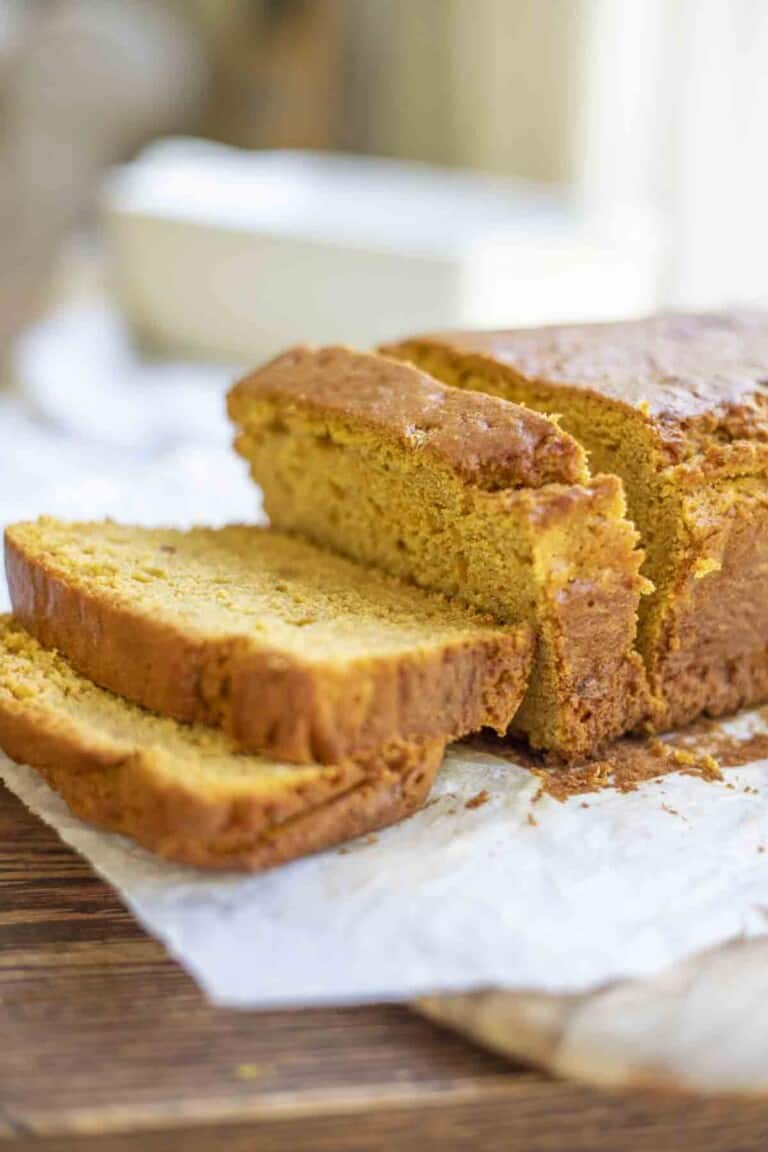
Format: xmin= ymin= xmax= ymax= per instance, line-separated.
xmin=6 ymin=520 xmax=532 ymax=764
xmin=0 ymin=617 xmax=442 ymax=871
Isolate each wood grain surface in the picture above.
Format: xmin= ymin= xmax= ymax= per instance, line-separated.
xmin=2 ymin=781 xmax=768 ymax=1151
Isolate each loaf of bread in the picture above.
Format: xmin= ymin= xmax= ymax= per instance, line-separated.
xmin=0 ymin=617 xmax=442 ymax=870
xmin=6 ymin=519 xmax=532 ymax=763
xmin=229 ymin=346 xmax=649 ymax=759
xmin=384 ymin=312 xmax=768 ymax=730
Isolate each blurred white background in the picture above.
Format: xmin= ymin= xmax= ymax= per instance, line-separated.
xmin=0 ymin=0 xmax=766 ymax=532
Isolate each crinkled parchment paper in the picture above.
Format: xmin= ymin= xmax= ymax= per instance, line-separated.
xmin=4 ymin=728 xmax=768 ymax=1011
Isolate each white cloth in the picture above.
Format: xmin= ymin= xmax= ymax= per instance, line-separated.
xmin=1 ymin=303 xmax=259 ymax=618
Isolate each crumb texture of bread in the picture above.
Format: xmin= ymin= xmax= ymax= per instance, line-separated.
xmin=5 ymin=520 xmax=532 ymax=763
xmin=0 ymin=617 xmax=443 ymax=871
xmin=229 ymin=347 xmax=649 ymax=759
xmin=384 ymin=312 xmax=768 ymax=729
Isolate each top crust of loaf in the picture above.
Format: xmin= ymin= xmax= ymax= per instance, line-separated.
xmin=229 ymin=345 xmax=588 ymax=490
xmin=383 ymin=312 xmax=768 ymax=460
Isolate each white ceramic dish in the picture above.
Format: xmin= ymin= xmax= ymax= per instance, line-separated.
xmin=102 ymin=138 xmax=659 ymax=361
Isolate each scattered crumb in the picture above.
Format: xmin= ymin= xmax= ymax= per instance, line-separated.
xmin=526 ymin=811 xmax=538 ymax=827
xmin=673 ymin=716 xmax=768 ymax=770
xmin=365 ymin=834 xmax=378 ymax=845
xmin=661 ymin=803 xmax=680 ymax=817
xmin=526 ymin=735 xmax=713 ymax=804
xmin=337 ymin=846 xmax=350 ymax=855
xmin=463 ymin=711 xmax=765 ymax=809
xmin=759 ymin=846 xmax=766 ymax=854
xmin=235 ymin=1064 xmax=266 ymax=1080
xmin=580 ymin=802 xmax=590 ymax=809
xmin=465 ymin=789 xmax=489 ymax=810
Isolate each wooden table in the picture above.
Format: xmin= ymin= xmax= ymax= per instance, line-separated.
xmin=3 ymin=782 xmax=768 ymax=1151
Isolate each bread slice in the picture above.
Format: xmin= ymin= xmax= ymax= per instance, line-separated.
xmin=5 ymin=520 xmax=532 ymax=764
xmin=228 ymin=346 xmax=649 ymax=759
xmin=384 ymin=313 xmax=768 ymax=730
xmin=0 ymin=618 xmax=442 ymax=870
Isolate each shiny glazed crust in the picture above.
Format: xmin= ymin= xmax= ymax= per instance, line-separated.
xmin=5 ymin=528 xmax=533 ymax=765
xmin=384 ymin=312 xmax=768 ymax=461
xmin=230 ymin=345 xmax=588 ymax=489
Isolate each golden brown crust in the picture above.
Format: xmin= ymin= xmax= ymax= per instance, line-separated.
xmin=0 ymin=660 xmax=442 ymax=872
xmin=5 ymin=527 xmax=533 ymax=764
xmin=383 ymin=311 xmax=768 ymax=463
xmin=229 ymin=345 xmax=588 ymax=489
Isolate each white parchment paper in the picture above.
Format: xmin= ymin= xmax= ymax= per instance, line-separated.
xmin=3 ymin=736 xmax=768 ymax=1007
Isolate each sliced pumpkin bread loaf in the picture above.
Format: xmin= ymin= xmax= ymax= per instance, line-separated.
xmin=5 ymin=520 xmax=532 ymax=763
xmin=228 ymin=346 xmax=649 ymax=759
xmin=384 ymin=312 xmax=768 ymax=730
xmin=0 ymin=617 xmax=442 ymax=870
